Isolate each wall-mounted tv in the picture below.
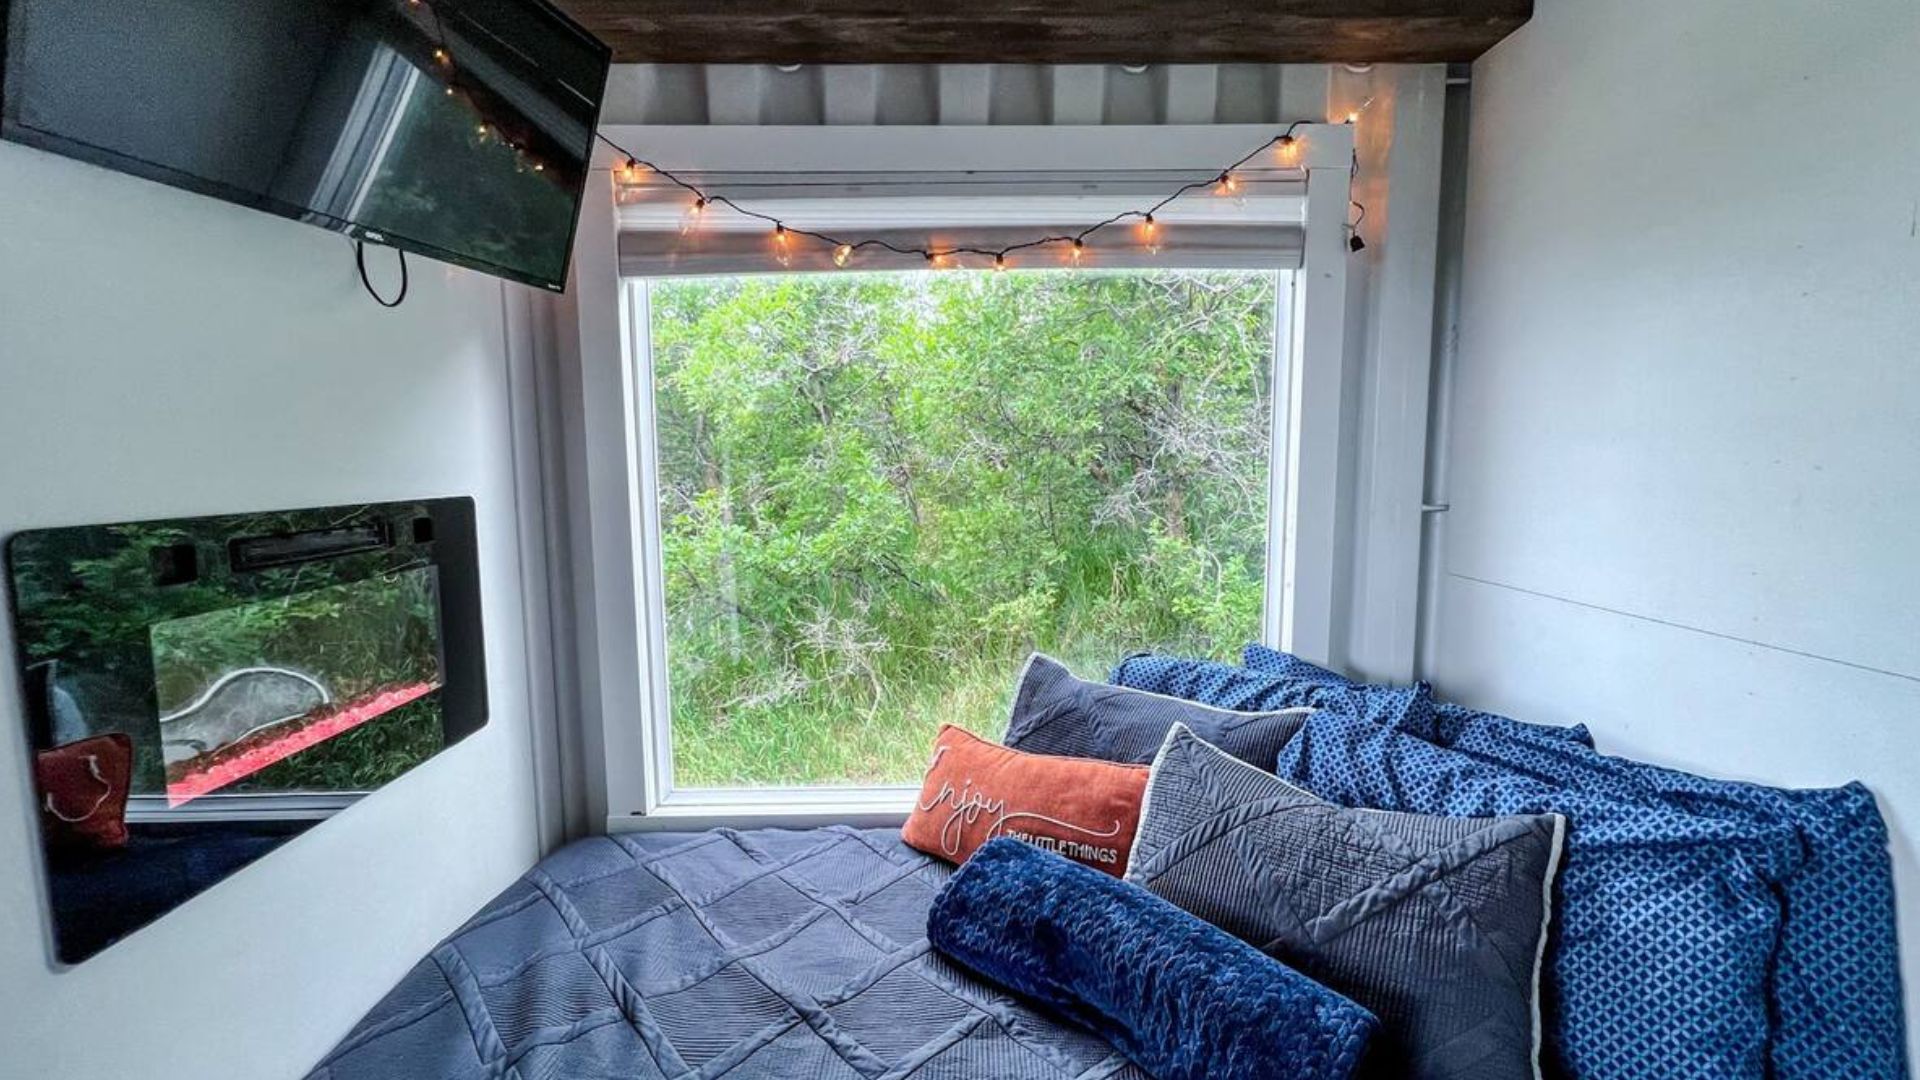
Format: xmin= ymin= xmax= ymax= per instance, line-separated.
xmin=0 ymin=0 xmax=610 ymax=292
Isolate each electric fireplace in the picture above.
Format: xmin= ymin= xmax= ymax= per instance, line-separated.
xmin=5 ymin=498 xmax=487 ymax=963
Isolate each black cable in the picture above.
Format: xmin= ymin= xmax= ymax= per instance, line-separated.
xmin=355 ymin=241 xmax=409 ymax=308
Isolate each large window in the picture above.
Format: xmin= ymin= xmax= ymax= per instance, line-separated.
xmin=632 ymin=269 xmax=1288 ymax=789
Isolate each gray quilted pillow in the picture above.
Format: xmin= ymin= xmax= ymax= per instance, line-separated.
xmin=1128 ymin=725 xmax=1566 ymax=1080
xmin=1004 ymin=653 xmax=1312 ymax=769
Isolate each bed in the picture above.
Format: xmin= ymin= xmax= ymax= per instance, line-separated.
xmin=307 ymin=825 xmax=1146 ymax=1080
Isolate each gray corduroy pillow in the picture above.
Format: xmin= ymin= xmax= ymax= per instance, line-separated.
xmin=1003 ymin=653 xmax=1312 ymax=770
xmin=1128 ymin=724 xmax=1567 ymax=1080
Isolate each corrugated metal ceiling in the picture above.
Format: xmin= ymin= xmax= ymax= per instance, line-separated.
xmin=602 ymin=63 xmax=1355 ymax=126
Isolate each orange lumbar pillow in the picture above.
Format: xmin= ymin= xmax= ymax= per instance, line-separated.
xmin=903 ymin=724 xmax=1150 ymax=876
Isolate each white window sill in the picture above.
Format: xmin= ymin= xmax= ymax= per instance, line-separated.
xmin=607 ymin=785 xmax=916 ymax=834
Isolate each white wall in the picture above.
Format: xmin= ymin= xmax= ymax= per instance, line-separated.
xmin=1428 ymin=0 xmax=1920 ymax=1060
xmin=0 ymin=142 xmax=548 ymax=1078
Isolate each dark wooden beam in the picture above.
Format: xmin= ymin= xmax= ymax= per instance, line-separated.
xmin=552 ymin=1 xmax=1533 ymax=66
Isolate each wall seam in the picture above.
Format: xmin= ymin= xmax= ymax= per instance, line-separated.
xmin=1448 ymin=572 xmax=1920 ymax=685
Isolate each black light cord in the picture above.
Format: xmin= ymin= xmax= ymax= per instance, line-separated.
xmin=592 ymin=119 xmax=1343 ymax=268
xmin=355 ymin=241 xmax=409 ymax=308
xmin=1347 ymin=201 xmax=1370 ymax=253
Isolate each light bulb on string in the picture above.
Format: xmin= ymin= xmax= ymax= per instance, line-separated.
xmin=679 ymin=196 xmax=707 ymax=235
xmin=1274 ymin=134 xmax=1300 ymax=166
xmin=1214 ymin=171 xmax=1246 ymax=208
xmin=1069 ymin=238 xmax=1085 ymax=267
xmin=1337 ymin=95 xmax=1374 ymax=127
xmin=618 ymin=157 xmax=649 ymax=186
xmin=772 ymin=223 xmax=793 ymax=266
xmin=1137 ymin=213 xmax=1161 ymax=255
xmin=433 ymin=48 xmax=450 ymax=65
xmin=832 ymin=244 xmax=853 ymax=268
xmin=993 ymin=252 xmax=1008 ymax=272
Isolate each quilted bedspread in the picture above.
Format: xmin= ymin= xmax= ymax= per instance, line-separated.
xmin=307 ymin=826 xmax=1149 ymax=1080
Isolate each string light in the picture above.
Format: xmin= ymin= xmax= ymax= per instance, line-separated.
xmin=589 ymin=115 xmax=1367 ymax=270
xmin=679 ymin=196 xmax=707 ymax=235
xmin=773 ymin=223 xmax=793 ymax=266
xmin=1137 ymin=213 xmax=1161 ymax=255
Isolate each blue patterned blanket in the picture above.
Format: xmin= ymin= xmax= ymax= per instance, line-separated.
xmin=1116 ymin=650 xmax=1908 ymax=1080
xmin=308 ymin=827 xmax=1148 ymax=1080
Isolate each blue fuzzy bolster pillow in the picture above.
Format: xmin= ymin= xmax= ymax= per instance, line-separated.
xmin=928 ymin=837 xmax=1378 ymax=1080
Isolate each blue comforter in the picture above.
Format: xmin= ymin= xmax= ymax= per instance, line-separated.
xmin=307 ymin=826 xmax=1150 ymax=1080
xmin=1116 ymin=649 xmax=1909 ymax=1080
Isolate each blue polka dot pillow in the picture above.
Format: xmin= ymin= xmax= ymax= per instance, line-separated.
xmin=1238 ymin=644 xmax=1595 ymax=749
xmin=1379 ymin=707 xmax=1908 ymax=1080
xmin=1110 ymin=651 xmax=1443 ymax=741
xmin=1275 ymin=707 xmax=1806 ymax=1080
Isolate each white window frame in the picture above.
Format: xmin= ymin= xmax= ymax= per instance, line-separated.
xmin=561 ymin=124 xmax=1355 ymax=831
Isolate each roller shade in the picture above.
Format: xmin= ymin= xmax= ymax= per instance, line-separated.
xmin=613 ymin=169 xmax=1306 ymax=277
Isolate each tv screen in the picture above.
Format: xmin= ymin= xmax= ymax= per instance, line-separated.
xmin=1 ymin=0 xmax=610 ymax=291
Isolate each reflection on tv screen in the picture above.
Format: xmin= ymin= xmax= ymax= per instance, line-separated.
xmin=149 ymin=567 xmax=444 ymax=805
